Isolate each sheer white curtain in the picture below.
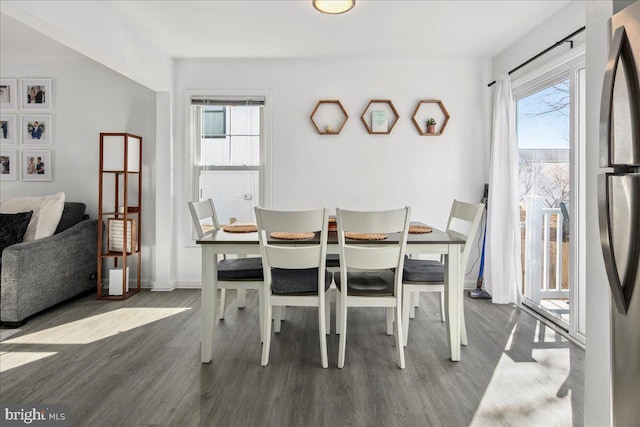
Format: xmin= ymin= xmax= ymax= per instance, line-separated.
xmin=485 ymin=75 xmax=522 ymax=305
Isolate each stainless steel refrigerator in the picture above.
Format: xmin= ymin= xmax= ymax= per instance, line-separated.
xmin=598 ymin=1 xmax=640 ymax=425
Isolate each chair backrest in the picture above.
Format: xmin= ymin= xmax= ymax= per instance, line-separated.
xmin=188 ymin=199 xmax=220 ymax=239
xmin=255 ymin=206 xmax=329 ymax=275
xmin=337 ymin=207 xmax=412 ymax=287
xmin=445 ymin=199 xmax=485 ymax=270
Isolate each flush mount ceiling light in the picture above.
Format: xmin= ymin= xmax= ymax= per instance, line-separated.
xmin=312 ymin=0 xmax=355 ymax=15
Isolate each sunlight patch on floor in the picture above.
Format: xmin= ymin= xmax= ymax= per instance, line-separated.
xmin=2 ymin=307 xmax=190 ymax=345
xmin=0 ymin=351 xmax=57 ymax=372
xmin=469 ymin=322 xmax=575 ymax=426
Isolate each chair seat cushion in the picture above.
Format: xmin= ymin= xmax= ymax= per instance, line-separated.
xmin=325 ymin=254 xmax=340 ymax=268
xmin=271 ymin=268 xmax=333 ymax=295
xmin=403 ymin=258 xmax=444 ymax=283
xmin=335 ymin=270 xmax=395 ymax=296
xmin=217 ymin=257 xmax=264 ymax=280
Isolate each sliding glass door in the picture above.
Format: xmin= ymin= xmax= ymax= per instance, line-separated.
xmin=515 ymin=61 xmax=586 ymax=343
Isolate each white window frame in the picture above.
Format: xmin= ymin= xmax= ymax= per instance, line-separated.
xmin=184 ymin=90 xmax=272 ymax=243
xmin=512 ymin=45 xmax=586 ymax=346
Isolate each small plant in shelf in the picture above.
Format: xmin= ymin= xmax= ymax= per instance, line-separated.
xmin=426 ymin=118 xmax=437 ymax=134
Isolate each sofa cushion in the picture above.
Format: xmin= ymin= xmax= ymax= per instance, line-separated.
xmin=55 ymin=202 xmax=87 ymax=234
xmin=0 ymin=211 xmax=33 ymax=256
xmin=0 ymin=192 xmax=65 ymax=241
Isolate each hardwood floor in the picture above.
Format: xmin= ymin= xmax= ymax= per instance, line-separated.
xmin=0 ymin=289 xmax=584 ymax=426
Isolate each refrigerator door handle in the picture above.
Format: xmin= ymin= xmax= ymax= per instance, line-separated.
xmin=598 ymin=174 xmax=629 ymax=314
xmin=600 ymin=25 xmax=640 ymax=168
xmin=598 ymin=173 xmax=640 ymax=315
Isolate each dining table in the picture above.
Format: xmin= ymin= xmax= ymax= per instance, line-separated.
xmin=196 ymin=221 xmax=466 ymax=364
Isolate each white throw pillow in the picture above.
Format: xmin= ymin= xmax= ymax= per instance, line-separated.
xmin=0 ymin=192 xmax=66 ymax=241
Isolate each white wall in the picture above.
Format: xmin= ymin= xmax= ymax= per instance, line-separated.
xmin=492 ymin=1 xmax=587 ymax=80
xmin=0 ymin=15 xmax=158 ymax=286
xmin=583 ymin=3 xmax=613 ymax=424
xmin=174 ymin=57 xmax=492 ymax=285
xmin=1 ymin=1 xmax=173 ymax=92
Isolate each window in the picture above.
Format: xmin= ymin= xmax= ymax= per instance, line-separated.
xmin=191 ymin=96 xmax=265 ymax=225
xmin=202 ymin=107 xmax=226 ymax=138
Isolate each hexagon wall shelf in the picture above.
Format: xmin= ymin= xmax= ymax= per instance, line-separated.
xmin=411 ymin=100 xmax=450 ymax=136
xmin=360 ymin=99 xmax=400 ymax=134
xmin=310 ymin=100 xmax=349 ymax=135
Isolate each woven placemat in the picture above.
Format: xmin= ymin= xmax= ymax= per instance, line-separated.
xmin=270 ymin=231 xmax=315 ymax=240
xmin=222 ymin=224 xmax=258 ymax=233
xmin=344 ymin=232 xmax=388 ymax=240
xmin=409 ymin=225 xmax=433 ymax=234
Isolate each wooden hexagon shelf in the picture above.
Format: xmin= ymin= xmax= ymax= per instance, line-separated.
xmin=360 ymin=99 xmax=400 ymax=135
xmin=310 ymin=100 xmax=349 ymax=135
xmin=411 ymin=100 xmax=450 ymax=136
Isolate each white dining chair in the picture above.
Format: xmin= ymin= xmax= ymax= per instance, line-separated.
xmin=188 ymin=200 xmax=264 ymax=335
xmin=324 ymin=254 xmax=341 ymax=335
xmin=335 ymin=207 xmax=411 ymax=369
xmin=255 ymin=206 xmax=331 ymax=368
xmin=401 ymin=199 xmax=484 ymax=346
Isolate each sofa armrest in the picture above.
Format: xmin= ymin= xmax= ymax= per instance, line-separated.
xmin=1 ymin=219 xmax=98 ymax=323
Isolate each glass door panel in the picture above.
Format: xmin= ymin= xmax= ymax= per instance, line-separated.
xmin=517 ymin=76 xmax=572 ymax=329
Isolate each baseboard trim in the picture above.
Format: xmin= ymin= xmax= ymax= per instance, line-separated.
xmin=150 ymin=280 xmax=177 ymax=291
xmin=151 ymin=281 xmax=202 ymax=290
xmin=464 ymin=279 xmax=477 ymax=290
xmin=174 ymin=281 xmax=202 ymax=289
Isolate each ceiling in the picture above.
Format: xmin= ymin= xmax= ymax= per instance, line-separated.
xmin=103 ymin=0 xmax=571 ymax=60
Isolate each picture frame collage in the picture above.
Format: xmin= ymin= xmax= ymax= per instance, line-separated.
xmin=1 ymin=78 xmax=53 ymax=181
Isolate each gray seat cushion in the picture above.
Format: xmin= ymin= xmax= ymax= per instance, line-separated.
xmin=402 ymin=258 xmax=444 ymax=283
xmin=55 ymin=202 xmax=88 ymax=234
xmin=335 ymin=270 xmax=395 ymax=296
xmin=271 ymin=268 xmax=333 ymax=295
xmin=218 ymin=257 xmax=264 ymax=280
xmin=325 ymin=254 xmax=340 ymax=268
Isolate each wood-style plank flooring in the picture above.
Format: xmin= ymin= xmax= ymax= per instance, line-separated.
xmin=0 ymin=289 xmax=584 ymax=426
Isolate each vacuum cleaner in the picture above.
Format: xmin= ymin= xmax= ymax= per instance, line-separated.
xmin=469 ymin=185 xmax=492 ymax=299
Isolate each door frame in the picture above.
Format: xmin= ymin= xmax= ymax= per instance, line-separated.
xmin=511 ymin=46 xmax=586 ymax=345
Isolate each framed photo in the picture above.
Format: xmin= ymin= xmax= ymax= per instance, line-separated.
xmin=0 ymin=79 xmax=18 ymax=110
xmin=0 ymin=150 xmax=17 ymax=180
xmin=21 ymin=78 xmax=52 ymax=110
xmin=21 ymin=149 xmax=51 ymax=181
xmin=21 ymin=115 xmax=52 ymax=145
xmin=0 ymin=114 xmax=17 ymax=145
xmin=371 ymin=111 xmax=388 ymax=132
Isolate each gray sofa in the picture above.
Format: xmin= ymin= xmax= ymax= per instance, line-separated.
xmin=1 ymin=202 xmax=98 ymax=326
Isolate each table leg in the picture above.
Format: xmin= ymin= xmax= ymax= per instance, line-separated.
xmin=201 ymin=246 xmax=218 ymax=363
xmin=446 ymin=245 xmax=461 ymax=361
